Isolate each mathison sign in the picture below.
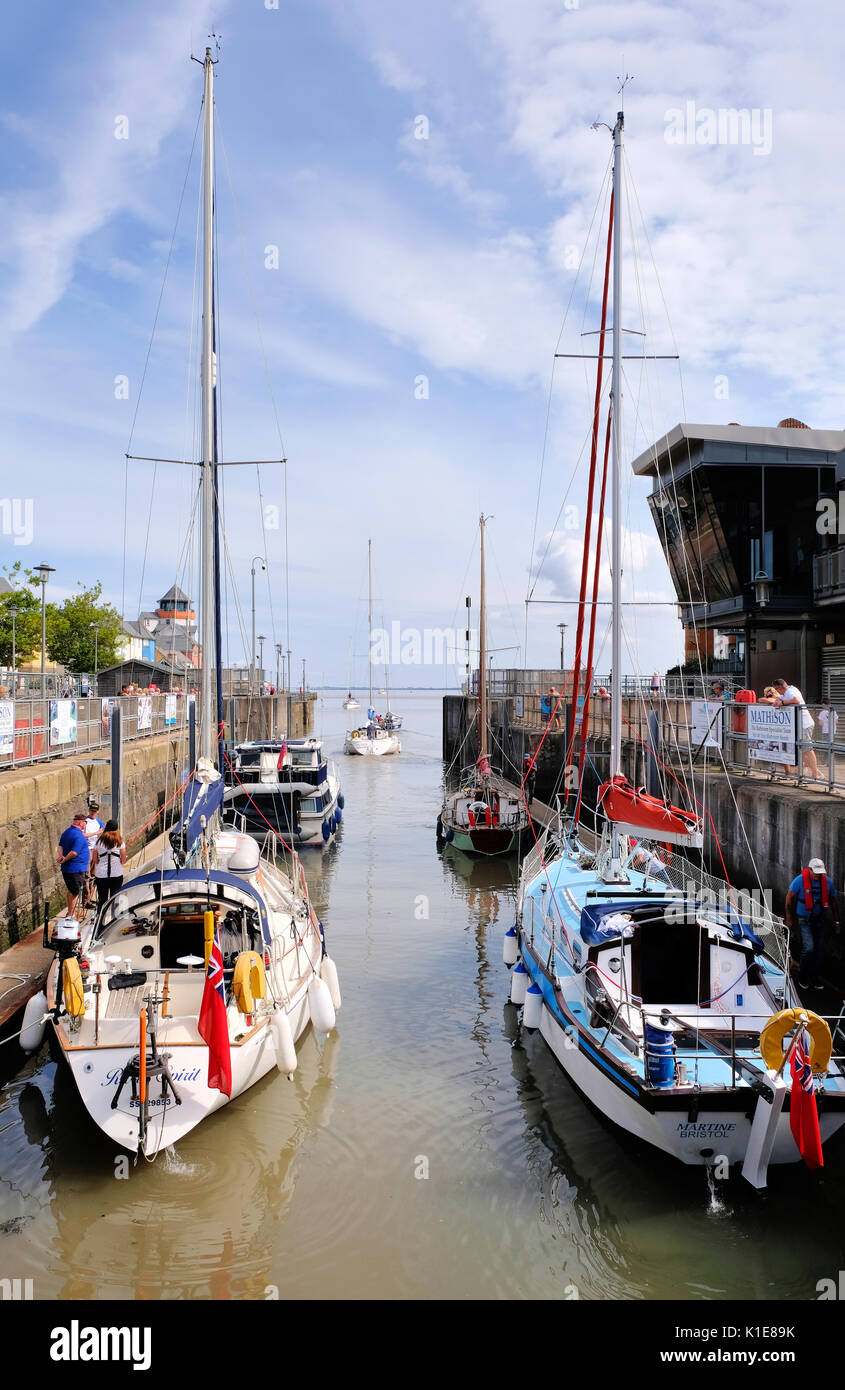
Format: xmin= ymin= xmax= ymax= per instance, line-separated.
xmin=747 ymin=704 xmax=797 ymax=764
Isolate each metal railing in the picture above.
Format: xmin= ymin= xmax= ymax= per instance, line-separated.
xmin=504 ymin=689 xmax=845 ymax=796
xmin=0 ymin=692 xmax=315 ymax=770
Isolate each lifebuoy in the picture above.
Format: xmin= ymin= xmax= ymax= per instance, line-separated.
xmin=62 ymin=957 xmax=86 ymax=1018
xmin=233 ymin=951 xmax=268 ymax=1015
xmin=760 ymin=1007 xmax=832 ymax=1075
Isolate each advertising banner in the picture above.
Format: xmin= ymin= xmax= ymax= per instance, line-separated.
xmin=0 ymin=699 xmax=13 ymax=757
xmin=50 ymin=699 xmax=78 ymax=747
xmin=747 ymin=704 xmax=797 ymax=765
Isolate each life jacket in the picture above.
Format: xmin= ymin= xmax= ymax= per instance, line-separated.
xmin=801 ymin=867 xmax=829 ymax=913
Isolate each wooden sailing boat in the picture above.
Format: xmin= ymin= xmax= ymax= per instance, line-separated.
xmin=344 ymin=539 xmax=400 ymax=755
xmin=31 ymin=49 xmax=341 ymax=1158
xmin=438 ymin=515 xmax=527 ymax=855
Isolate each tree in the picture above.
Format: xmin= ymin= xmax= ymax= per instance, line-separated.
xmin=0 ymin=563 xmax=42 ymax=668
xmin=46 ymin=583 xmax=123 ymax=674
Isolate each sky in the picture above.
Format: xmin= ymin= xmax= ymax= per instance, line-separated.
xmin=2 ymin=0 xmax=844 ymax=687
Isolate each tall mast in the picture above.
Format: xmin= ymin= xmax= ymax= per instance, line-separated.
xmin=368 ymin=538 xmax=373 ymax=710
xmin=610 ymin=110 xmax=623 ymax=780
xmin=479 ymin=514 xmax=487 ymax=764
xmin=200 ymin=48 xmax=216 ymax=764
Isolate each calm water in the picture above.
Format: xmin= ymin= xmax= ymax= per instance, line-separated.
xmin=2 ymin=691 xmax=845 ymax=1300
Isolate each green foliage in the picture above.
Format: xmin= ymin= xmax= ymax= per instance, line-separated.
xmin=0 ymin=563 xmax=42 ymax=667
xmin=46 ymin=583 xmax=123 ymax=674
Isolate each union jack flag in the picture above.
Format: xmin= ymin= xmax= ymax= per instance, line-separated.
xmin=790 ymin=1029 xmax=823 ymax=1169
xmin=198 ymin=928 xmax=231 ymax=1096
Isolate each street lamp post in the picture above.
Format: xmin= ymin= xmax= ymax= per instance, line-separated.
xmin=558 ymin=622 xmax=567 ymax=672
xmin=8 ymin=602 xmax=18 ymax=690
xmin=35 ymin=563 xmax=55 ymax=699
xmin=302 ymin=658 xmax=306 ymax=694
xmin=89 ymin=622 xmax=100 ymax=691
xmin=258 ymin=635 xmax=265 ymax=693
xmin=250 ymin=556 xmax=265 ymax=695
xmin=275 ymin=642 xmax=281 ymax=692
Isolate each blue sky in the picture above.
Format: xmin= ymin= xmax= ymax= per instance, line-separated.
xmin=2 ymin=0 xmax=843 ymax=685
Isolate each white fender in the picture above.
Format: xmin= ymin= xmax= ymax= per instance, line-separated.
xmin=308 ymin=975 xmax=336 ymax=1034
xmin=510 ymin=961 xmax=528 ymax=1006
xmin=320 ymin=954 xmax=342 ymax=1012
xmin=523 ymin=982 xmax=543 ymax=1030
xmin=270 ymin=1008 xmax=297 ymax=1076
xmin=503 ymin=927 xmax=518 ymax=967
xmin=19 ymin=991 xmax=48 ymax=1054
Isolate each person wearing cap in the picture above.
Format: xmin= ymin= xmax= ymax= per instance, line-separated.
xmin=83 ymin=800 xmax=104 ymax=851
xmin=56 ymin=812 xmax=92 ymax=916
xmin=785 ymin=857 xmax=840 ymax=990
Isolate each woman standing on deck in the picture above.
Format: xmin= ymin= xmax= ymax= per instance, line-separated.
xmin=91 ymin=821 xmax=127 ymax=908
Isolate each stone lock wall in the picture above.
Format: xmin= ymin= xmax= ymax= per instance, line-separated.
xmin=0 ymin=732 xmax=189 ymax=950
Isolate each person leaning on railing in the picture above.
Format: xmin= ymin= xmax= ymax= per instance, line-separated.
xmin=771 ymin=677 xmax=821 ymax=780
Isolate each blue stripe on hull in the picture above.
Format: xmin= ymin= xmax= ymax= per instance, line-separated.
xmin=521 ymin=940 xmax=642 ymax=1099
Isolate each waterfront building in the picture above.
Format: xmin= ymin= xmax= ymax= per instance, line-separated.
xmin=633 ymin=419 xmax=845 ymax=699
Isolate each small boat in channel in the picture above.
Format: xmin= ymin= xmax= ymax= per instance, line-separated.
xmin=224 ymin=736 xmax=344 ymax=846
xmin=344 ymin=539 xmax=401 ymax=757
xmin=439 ymin=514 xmax=528 ymax=856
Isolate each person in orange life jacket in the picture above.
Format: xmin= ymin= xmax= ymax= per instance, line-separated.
xmin=785 ymin=857 xmax=840 ymax=990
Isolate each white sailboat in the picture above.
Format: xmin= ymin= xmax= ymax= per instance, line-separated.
xmin=26 ymin=50 xmax=341 ymax=1158
xmin=344 ymin=540 xmax=400 ymax=756
xmin=509 ymin=107 xmax=845 ymax=1186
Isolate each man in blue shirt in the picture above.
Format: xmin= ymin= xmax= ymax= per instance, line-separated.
xmin=785 ymin=857 xmax=840 ymax=990
xmin=56 ymin=812 xmax=91 ymax=917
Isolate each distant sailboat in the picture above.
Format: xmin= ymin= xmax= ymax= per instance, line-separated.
xmin=438 ymin=515 xmax=527 ymax=855
xmin=345 ymin=540 xmax=400 ymax=756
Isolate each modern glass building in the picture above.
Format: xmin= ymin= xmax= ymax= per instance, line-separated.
xmin=631 ymin=421 xmax=845 ymax=699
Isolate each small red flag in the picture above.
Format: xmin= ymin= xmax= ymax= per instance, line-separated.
xmin=790 ymin=1030 xmax=823 ymax=1169
xmin=277 ymin=740 xmax=288 ymax=770
xmin=198 ymin=929 xmax=231 ymax=1096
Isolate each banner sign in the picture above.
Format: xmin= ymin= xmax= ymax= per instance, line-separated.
xmin=101 ymin=697 xmax=116 ymax=737
xmin=137 ymin=695 xmax=152 ymax=731
xmin=747 ymin=704 xmax=797 ymax=765
xmin=0 ymin=699 xmax=13 ymax=757
xmin=691 ymin=700 xmax=723 ymax=749
xmin=165 ymin=694 xmax=177 ymax=727
xmin=50 ymin=699 xmax=78 ymax=747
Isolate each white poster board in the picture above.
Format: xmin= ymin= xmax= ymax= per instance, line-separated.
xmin=514 ymin=695 xmax=524 ymax=718
xmin=50 ymin=698 xmax=77 ymax=747
xmin=101 ymin=697 xmax=116 ymax=737
xmin=0 ymin=698 xmax=13 ymax=757
xmin=747 ymin=704 xmax=797 ymax=765
xmin=691 ymin=700 xmax=723 ymax=749
xmin=164 ymin=693 xmax=177 ymax=727
xmin=137 ymin=695 xmax=152 ymax=731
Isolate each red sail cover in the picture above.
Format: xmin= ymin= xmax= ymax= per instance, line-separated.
xmin=476 ymin=754 xmax=492 ymax=778
xmin=597 ymin=775 xmax=702 ymax=838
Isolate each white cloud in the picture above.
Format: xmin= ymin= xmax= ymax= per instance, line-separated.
xmin=371 ymin=48 xmax=424 ymax=92
xmin=0 ymin=0 xmax=222 ymax=337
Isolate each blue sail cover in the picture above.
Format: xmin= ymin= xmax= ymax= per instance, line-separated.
xmin=169 ymin=774 xmax=225 ymax=862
